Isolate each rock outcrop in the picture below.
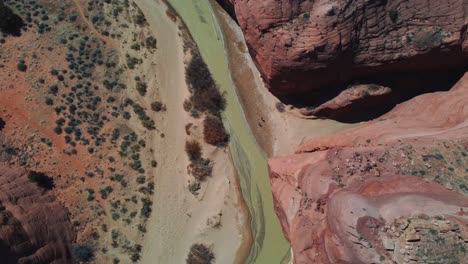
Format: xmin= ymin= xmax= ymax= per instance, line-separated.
xmin=300 ymin=84 xmax=393 ymax=122
xmin=0 ymin=164 xmax=75 ymax=264
xmin=268 ymin=73 xmax=468 ymax=263
xmin=221 ymin=0 xmax=468 ymax=96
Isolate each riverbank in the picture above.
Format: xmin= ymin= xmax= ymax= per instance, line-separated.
xmin=209 ymin=1 xmax=355 ymax=158
xmin=163 ymin=0 xmax=291 ymax=263
xmin=134 ymin=0 xmax=250 ymax=263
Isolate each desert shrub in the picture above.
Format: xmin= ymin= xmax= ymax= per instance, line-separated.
xmin=275 ymin=101 xmax=285 ymax=112
xmin=183 ymin=99 xmax=192 ymax=112
xmin=133 ymin=9 xmax=147 ymax=26
xmin=145 ymin=36 xmax=157 ymax=49
xmin=136 ymin=80 xmax=147 ymax=96
xmin=140 ymin=198 xmax=152 ymax=218
xmin=141 ymin=118 xmax=155 ymax=130
xmin=151 ymin=101 xmax=165 ymax=112
xmin=188 ymin=181 xmax=201 ymax=195
xmin=203 ymin=114 xmax=229 ymax=147
xmin=71 ymin=244 xmax=94 ymax=262
xmin=186 ymin=244 xmax=215 ymax=264
xmin=130 ymin=43 xmax=140 ymax=50
xmin=17 ymin=60 xmax=27 ymax=72
xmin=28 ymin=171 xmax=54 ymax=190
xmin=185 ymin=53 xmax=225 ymax=114
xmin=126 ymin=55 xmax=141 ymax=69
xmin=100 ymin=186 xmax=113 ymax=199
xmin=49 ymin=85 xmax=58 ymax=95
xmin=185 ymin=140 xmax=202 ymax=162
xmin=136 ymin=176 xmax=145 ymax=184
xmin=44 ymin=97 xmax=54 ymax=105
xmin=189 ymin=159 xmax=213 ymax=182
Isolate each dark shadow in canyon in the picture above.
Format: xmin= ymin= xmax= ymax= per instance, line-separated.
xmin=0 ymin=4 xmax=25 ymax=36
xmin=214 ymin=0 xmax=237 ymax=23
xmin=278 ymin=66 xmax=467 ymax=124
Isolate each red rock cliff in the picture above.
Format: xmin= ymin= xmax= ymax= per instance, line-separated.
xmin=222 ymin=0 xmax=468 ymax=96
xmin=0 ymin=164 xmax=75 ymax=264
xmin=268 ymin=73 xmax=468 ymax=263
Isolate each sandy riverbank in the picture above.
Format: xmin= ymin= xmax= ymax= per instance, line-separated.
xmin=209 ymin=1 xmax=355 ymax=158
xmin=134 ymin=0 xmax=250 ymax=263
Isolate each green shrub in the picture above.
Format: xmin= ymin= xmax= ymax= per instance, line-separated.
xmin=136 ymin=80 xmax=147 ymax=96
xmin=17 ymin=60 xmax=27 ymax=72
xmin=145 ymin=36 xmax=157 ymax=49
xmin=71 ymin=244 xmax=94 ymax=262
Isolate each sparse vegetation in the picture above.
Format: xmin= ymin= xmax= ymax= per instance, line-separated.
xmin=71 ymin=244 xmax=95 ymax=262
xmin=151 ymin=101 xmax=166 ymax=112
xmin=186 ymin=244 xmax=215 ymax=264
xmin=185 ymin=140 xmax=202 ymax=162
xmin=275 ymin=101 xmax=285 ymax=112
xmin=17 ymin=60 xmax=27 ymax=71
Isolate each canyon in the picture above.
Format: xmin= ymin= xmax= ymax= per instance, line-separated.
xmin=221 ymin=0 xmax=468 ymax=263
xmin=0 ymin=0 xmax=467 ymax=263
xmin=220 ymin=0 xmax=467 ymax=97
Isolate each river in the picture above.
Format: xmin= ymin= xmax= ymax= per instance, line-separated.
xmin=165 ymin=0 xmax=291 ymax=263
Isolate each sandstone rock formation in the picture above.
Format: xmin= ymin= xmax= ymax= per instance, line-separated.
xmin=300 ymin=84 xmax=393 ymax=122
xmin=0 ymin=164 xmax=75 ymax=264
xmin=268 ymin=73 xmax=468 ymax=263
xmin=221 ymin=0 xmax=468 ymax=96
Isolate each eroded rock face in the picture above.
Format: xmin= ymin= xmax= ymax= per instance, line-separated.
xmin=268 ymin=73 xmax=468 ymax=263
xmin=0 ymin=164 xmax=75 ymax=264
xmin=300 ymin=84 xmax=393 ymax=122
xmin=223 ymin=0 xmax=468 ymax=96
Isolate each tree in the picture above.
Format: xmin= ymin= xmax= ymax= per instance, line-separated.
xmin=185 ymin=140 xmax=202 ymax=162
xmin=203 ymin=114 xmax=229 ymax=147
xmin=71 ymin=244 xmax=94 ymax=262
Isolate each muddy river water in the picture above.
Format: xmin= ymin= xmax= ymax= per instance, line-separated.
xmin=165 ymin=0 xmax=291 ymax=263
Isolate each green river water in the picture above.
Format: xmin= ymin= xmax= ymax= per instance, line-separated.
xmin=165 ymin=0 xmax=290 ymax=263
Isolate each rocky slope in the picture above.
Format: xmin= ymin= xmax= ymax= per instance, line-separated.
xmin=268 ymin=73 xmax=468 ymax=263
xmin=220 ymin=0 xmax=468 ymax=96
xmin=0 ymin=164 xmax=75 ymax=264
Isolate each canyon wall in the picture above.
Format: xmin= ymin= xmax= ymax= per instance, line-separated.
xmin=0 ymin=164 xmax=75 ymax=264
xmin=221 ymin=0 xmax=468 ymax=96
xmin=268 ymin=73 xmax=468 ymax=263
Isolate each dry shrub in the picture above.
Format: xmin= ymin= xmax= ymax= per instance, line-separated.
xmin=203 ymin=114 xmax=228 ymax=147
xmin=186 ymin=244 xmax=215 ymax=264
xmin=151 ymin=101 xmax=166 ymax=112
xmin=185 ymin=140 xmax=202 ymax=162
xmin=185 ymin=52 xmax=225 ymax=115
xmin=189 ymin=159 xmax=213 ymax=182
